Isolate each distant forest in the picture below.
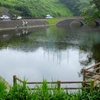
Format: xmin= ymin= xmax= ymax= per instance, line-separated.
xmin=0 ymin=0 xmax=80 ymax=18
xmin=59 ymin=0 xmax=81 ymax=15
xmin=0 ymin=0 xmax=81 ymax=18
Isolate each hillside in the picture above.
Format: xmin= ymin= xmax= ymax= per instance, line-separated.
xmin=0 ymin=0 xmax=73 ymax=18
xmin=59 ymin=0 xmax=81 ymax=15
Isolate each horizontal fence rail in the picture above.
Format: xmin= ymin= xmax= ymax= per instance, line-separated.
xmin=13 ymin=75 xmax=93 ymax=90
xmin=13 ymin=62 xmax=100 ymax=91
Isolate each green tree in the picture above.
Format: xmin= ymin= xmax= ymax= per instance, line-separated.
xmin=79 ymin=0 xmax=100 ymax=22
xmin=59 ymin=0 xmax=81 ymax=15
xmin=0 ymin=0 xmax=73 ymax=18
xmin=93 ymin=0 xmax=100 ymax=10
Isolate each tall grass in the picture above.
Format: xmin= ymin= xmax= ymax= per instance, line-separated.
xmin=0 ymin=79 xmax=7 ymax=99
xmin=0 ymin=79 xmax=100 ymax=100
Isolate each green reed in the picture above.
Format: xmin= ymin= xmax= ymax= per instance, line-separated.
xmin=0 ymin=79 xmax=7 ymax=99
xmin=0 ymin=79 xmax=100 ymax=100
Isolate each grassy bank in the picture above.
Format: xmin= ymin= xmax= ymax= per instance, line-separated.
xmin=46 ymin=17 xmax=66 ymax=25
xmin=0 ymin=76 xmax=11 ymax=91
xmin=0 ymin=79 xmax=100 ymax=100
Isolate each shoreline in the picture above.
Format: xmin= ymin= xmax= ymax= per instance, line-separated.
xmin=0 ymin=19 xmax=50 ymax=31
xmin=0 ymin=24 xmax=52 ymax=31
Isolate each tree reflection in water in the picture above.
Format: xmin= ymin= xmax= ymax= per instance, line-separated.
xmin=0 ymin=26 xmax=100 ymax=83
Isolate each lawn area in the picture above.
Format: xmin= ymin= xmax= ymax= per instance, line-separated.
xmin=46 ymin=17 xmax=67 ymax=25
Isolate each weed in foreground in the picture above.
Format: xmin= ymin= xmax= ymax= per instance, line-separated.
xmin=0 ymin=79 xmax=100 ymax=100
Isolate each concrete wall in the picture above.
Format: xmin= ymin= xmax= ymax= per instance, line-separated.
xmin=0 ymin=19 xmax=49 ymax=29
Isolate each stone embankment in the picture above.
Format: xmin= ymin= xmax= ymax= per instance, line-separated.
xmin=1 ymin=17 xmax=100 ymax=31
xmin=0 ymin=19 xmax=49 ymax=30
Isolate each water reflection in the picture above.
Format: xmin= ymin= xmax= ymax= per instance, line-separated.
xmin=0 ymin=26 xmax=100 ymax=85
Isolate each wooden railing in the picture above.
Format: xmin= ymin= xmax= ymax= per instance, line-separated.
xmin=12 ymin=63 xmax=100 ymax=91
xmin=83 ymin=62 xmax=100 ymax=88
xmin=13 ymin=75 xmax=93 ymax=91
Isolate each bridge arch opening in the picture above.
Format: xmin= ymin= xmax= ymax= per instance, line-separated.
xmin=78 ymin=20 xmax=85 ymax=26
xmin=95 ymin=21 xmax=100 ymax=26
xmin=70 ymin=20 xmax=85 ymax=27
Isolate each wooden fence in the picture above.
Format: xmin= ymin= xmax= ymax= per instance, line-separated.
xmin=12 ymin=63 xmax=100 ymax=91
xmin=83 ymin=62 xmax=100 ymax=88
xmin=13 ymin=75 xmax=93 ymax=91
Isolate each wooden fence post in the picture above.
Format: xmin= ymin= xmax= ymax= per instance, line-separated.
xmin=13 ymin=75 xmax=17 ymax=86
xmin=83 ymin=69 xmax=86 ymax=81
xmin=57 ymin=81 xmax=61 ymax=90
xmin=90 ymin=81 xmax=94 ymax=93
xmin=82 ymin=69 xmax=86 ymax=87
xmin=99 ymin=66 xmax=100 ymax=73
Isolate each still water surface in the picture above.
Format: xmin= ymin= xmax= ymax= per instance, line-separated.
xmin=0 ymin=26 xmax=100 ymax=85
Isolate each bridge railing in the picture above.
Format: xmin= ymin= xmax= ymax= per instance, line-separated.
xmin=13 ymin=75 xmax=93 ymax=91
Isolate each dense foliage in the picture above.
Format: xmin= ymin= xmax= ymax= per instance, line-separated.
xmin=59 ymin=0 xmax=81 ymax=16
xmin=0 ymin=0 xmax=73 ymax=18
xmin=0 ymin=80 xmax=100 ymax=100
xmin=79 ymin=0 xmax=100 ymax=22
xmin=0 ymin=0 xmax=99 ymax=21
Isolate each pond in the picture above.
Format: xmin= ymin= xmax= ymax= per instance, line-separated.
xmin=0 ymin=25 xmax=100 ymax=86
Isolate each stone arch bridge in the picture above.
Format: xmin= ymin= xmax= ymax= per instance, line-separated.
xmin=56 ymin=17 xmax=100 ymax=27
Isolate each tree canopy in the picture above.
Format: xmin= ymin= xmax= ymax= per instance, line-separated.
xmin=59 ymin=0 xmax=81 ymax=15
xmin=0 ymin=0 xmax=73 ymax=18
xmin=79 ymin=0 xmax=100 ymax=22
